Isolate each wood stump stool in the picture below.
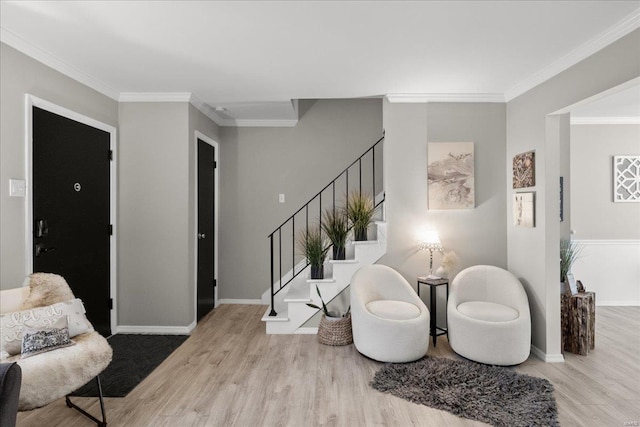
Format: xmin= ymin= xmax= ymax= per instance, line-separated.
xmin=561 ymin=291 xmax=595 ymax=356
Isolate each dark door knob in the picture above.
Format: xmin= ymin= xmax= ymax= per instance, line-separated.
xmin=35 ymin=243 xmax=55 ymax=257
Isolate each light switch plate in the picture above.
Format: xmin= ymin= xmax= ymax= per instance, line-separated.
xmin=279 ymin=193 xmax=285 ymax=203
xmin=9 ymin=179 xmax=26 ymax=197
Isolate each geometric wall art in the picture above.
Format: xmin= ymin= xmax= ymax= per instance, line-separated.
xmin=613 ymin=155 xmax=640 ymax=202
xmin=427 ymin=142 xmax=475 ymax=210
xmin=513 ymin=150 xmax=535 ymax=189
xmin=513 ymin=192 xmax=535 ymax=227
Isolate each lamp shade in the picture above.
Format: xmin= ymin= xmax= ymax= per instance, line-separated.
xmin=419 ymin=231 xmax=443 ymax=251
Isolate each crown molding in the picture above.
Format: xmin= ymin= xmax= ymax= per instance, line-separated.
xmin=505 ymin=8 xmax=640 ymax=102
xmin=571 ymin=116 xmax=640 ymax=125
xmin=118 ymin=92 xmax=192 ymax=103
xmin=386 ymin=93 xmax=505 ymax=103
xmin=1 ymin=26 xmax=120 ymax=100
xmin=216 ymin=118 xmax=299 ymax=127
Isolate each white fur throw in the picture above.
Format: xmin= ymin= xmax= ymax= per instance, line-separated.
xmin=6 ymin=332 xmax=112 ymax=410
xmin=20 ymin=273 xmax=75 ymax=310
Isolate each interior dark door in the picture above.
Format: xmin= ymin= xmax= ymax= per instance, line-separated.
xmin=32 ymin=106 xmax=111 ymax=336
xmin=197 ymin=139 xmax=215 ymax=321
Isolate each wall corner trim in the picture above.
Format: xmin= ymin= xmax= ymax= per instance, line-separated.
xmin=531 ymin=345 xmax=565 ymax=363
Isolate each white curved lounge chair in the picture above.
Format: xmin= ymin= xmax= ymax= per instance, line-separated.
xmin=0 ymin=273 xmax=112 ymax=426
xmin=447 ymin=265 xmax=531 ymax=366
xmin=351 ymin=265 xmax=430 ymax=362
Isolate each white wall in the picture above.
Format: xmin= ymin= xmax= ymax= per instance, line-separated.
xmin=570 ymin=123 xmax=640 ymax=305
xmin=382 ymin=101 xmax=507 ymax=326
xmin=0 ymin=42 xmax=119 ymax=288
xmin=506 ymin=29 xmax=640 ymax=359
xmin=570 ymin=124 xmax=640 ymax=239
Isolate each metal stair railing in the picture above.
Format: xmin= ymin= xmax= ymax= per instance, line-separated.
xmin=268 ymin=135 xmax=385 ymax=316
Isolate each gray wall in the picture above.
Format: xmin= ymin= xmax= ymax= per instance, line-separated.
xmin=571 ymin=124 xmax=640 ymax=240
xmin=219 ymin=99 xmax=383 ymax=300
xmin=118 ymin=103 xmax=220 ymax=327
xmin=0 ymin=42 xmax=119 ymax=289
xmin=118 ymin=102 xmax=191 ymax=326
xmin=381 ymin=101 xmax=507 ymax=325
xmin=506 ymin=29 xmax=640 ymax=356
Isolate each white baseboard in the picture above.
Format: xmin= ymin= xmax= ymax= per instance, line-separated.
xmin=295 ymin=327 xmax=319 ymax=334
xmin=597 ymin=300 xmax=640 ymax=306
xmin=218 ymin=299 xmax=264 ymax=305
xmin=531 ymin=345 xmax=565 ymax=363
xmin=116 ymin=321 xmax=196 ymax=335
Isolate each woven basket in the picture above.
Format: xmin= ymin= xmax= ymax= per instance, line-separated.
xmin=318 ymin=313 xmax=353 ymax=346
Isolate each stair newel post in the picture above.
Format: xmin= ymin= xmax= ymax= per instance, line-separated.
xmin=269 ymin=233 xmax=277 ymax=316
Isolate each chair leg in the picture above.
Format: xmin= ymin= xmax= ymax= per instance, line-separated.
xmin=65 ymin=376 xmax=107 ymax=427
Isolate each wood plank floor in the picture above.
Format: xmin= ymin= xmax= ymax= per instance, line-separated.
xmin=17 ymin=305 xmax=640 ymax=426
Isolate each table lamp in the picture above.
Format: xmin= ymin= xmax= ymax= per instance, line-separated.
xmin=419 ymin=231 xmax=443 ymax=276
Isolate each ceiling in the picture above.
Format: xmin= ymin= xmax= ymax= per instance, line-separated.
xmin=1 ymin=1 xmax=639 ymax=125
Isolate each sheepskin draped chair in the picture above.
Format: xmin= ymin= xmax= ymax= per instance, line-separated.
xmin=350 ymin=264 xmax=430 ymax=363
xmin=447 ymin=265 xmax=531 ymax=366
xmin=0 ymin=273 xmax=112 ymax=426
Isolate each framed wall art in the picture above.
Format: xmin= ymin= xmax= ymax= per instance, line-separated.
xmin=427 ymin=142 xmax=475 ymax=210
xmin=513 ymin=192 xmax=535 ymax=228
xmin=513 ymin=150 xmax=535 ymax=189
xmin=613 ymin=155 xmax=640 ymax=202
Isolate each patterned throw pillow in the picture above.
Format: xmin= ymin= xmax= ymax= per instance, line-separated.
xmin=0 ymin=298 xmax=93 ymax=358
xmin=21 ymin=316 xmax=75 ymax=359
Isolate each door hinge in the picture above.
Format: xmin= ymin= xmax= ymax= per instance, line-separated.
xmin=109 ymin=224 xmax=113 ymax=235
xmin=109 ymin=150 xmax=113 ymax=161
xmin=109 ymin=298 xmax=113 ymax=310
xmin=213 ymin=279 xmax=217 ymax=288
xmin=213 ymin=161 xmax=217 ymax=169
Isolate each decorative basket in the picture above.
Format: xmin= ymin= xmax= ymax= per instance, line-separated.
xmin=318 ymin=313 xmax=353 ymax=346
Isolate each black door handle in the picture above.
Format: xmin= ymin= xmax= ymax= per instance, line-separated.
xmin=35 ymin=243 xmax=56 ymax=257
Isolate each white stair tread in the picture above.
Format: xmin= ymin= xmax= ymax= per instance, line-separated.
xmin=351 ymin=240 xmax=379 ymax=245
xmin=261 ymin=306 xmax=289 ymax=322
xmin=284 ymin=280 xmax=311 ymax=303
xmin=306 ymin=278 xmax=336 ymax=283
xmin=329 ymin=259 xmax=358 ymax=264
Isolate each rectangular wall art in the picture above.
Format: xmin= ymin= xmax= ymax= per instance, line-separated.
xmin=513 ymin=192 xmax=535 ymax=227
xmin=513 ymin=150 xmax=535 ymax=188
xmin=427 ymin=142 xmax=474 ymax=210
xmin=613 ymin=155 xmax=640 ymax=202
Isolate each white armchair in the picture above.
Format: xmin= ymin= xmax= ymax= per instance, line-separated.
xmin=350 ymin=265 xmax=430 ymax=362
xmin=447 ymin=265 xmax=531 ymax=365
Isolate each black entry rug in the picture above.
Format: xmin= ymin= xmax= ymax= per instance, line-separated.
xmin=371 ymin=356 xmax=558 ymax=427
xmin=72 ymin=334 xmax=189 ymax=398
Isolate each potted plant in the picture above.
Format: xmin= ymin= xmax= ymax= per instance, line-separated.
xmin=306 ymin=284 xmax=352 ymax=346
xmin=560 ymin=238 xmax=582 ymax=291
xmin=321 ymin=207 xmax=349 ymax=260
xmin=346 ymin=191 xmax=375 ymax=241
xmin=297 ymin=226 xmax=329 ymax=279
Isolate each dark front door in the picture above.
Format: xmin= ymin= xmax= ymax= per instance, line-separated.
xmin=197 ymin=139 xmax=215 ymax=321
xmin=32 ymin=106 xmax=111 ymax=336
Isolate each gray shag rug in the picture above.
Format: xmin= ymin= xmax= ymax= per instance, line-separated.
xmin=371 ymin=356 xmax=558 ymax=427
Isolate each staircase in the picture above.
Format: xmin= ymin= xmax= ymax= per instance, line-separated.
xmin=262 ymin=220 xmax=386 ymax=333
xmin=261 ymin=136 xmax=386 ymax=334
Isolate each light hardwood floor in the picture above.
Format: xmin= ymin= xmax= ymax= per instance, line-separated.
xmin=17 ymin=305 xmax=640 ymax=427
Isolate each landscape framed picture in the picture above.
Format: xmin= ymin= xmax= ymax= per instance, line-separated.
xmin=427 ymin=142 xmax=475 ymax=210
xmin=513 ymin=150 xmax=535 ymax=189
